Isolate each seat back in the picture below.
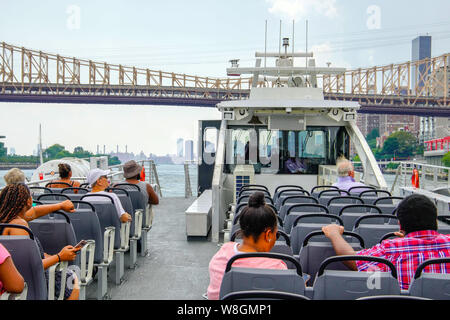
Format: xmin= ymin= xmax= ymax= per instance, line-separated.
xmin=237 ymin=195 xmax=274 ymax=206
xmin=359 ymin=190 xmax=392 ymax=205
xmin=113 ymin=183 xmax=149 ymax=228
xmin=339 ymin=204 xmax=382 ymax=230
xmin=278 ymin=196 xmax=318 ymax=220
xmin=299 ymin=231 xmax=364 ymax=285
xmin=352 ymin=214 xmax=400 ymax=247
xmin=327 ymin=196 xmax=364 ymax=215
xmin=0 ymin=224 xmax=47 ymax=300
xmin=61 ymin=187 xmax=89 ymax=195
xmin=80 ymin=194 xmax=122 ymax=249
xmin=284 ymin=204 xmax=329 ymax=234
xmin=28 ymin=211 xmax=77 ymax=256
xmin=222 ymin=290 xmax=310 ymax=300
xmin=275 ymin=189 xmax=311 ymax=210
xmin=58 ymin=201 xmax=104 ymax=264
xmin=29 ymin=187 xmax=52 ymax=200
xmin=348 ymin=185 xmax=375 ymax=197
xmin=313 ymin=255 xmax=401 ymax=300
xmin=219 ymin=253 xmax=305 ymax=299
xmin=409 ymin=258 xmax=450 ymax=299
xmin=318 ymin=190 xmax=350 ymax=206
xmin=290 ymin=213 xmax=343 ymax=255
xmin=310 ymin=186 xmax=339 ymax=199
xmin=273 ymin=185 xmax=304 ymax=204
xmin=37 ymin=193 xmax=71 ymax=202
xmin=107 ymin=188 xmax=136 ymax=235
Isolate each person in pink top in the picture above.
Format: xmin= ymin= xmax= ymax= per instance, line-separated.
xmin=0 ymin=243 xmax=25 ymax=295
xmin=207 ymin=192 xmax=287 ymax=300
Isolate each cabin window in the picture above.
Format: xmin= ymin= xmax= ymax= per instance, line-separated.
xmin=203 ymin=128 xmax=217 ymax=154
xmin=223 ymin=126 xmax=349 ymax=175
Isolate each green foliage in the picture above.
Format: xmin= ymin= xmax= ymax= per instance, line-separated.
xmin=443 ymin=152 xmax=450 ymax=167
xmin=0 ymin=142 xmax=7 ymax=158
xmin=381 ymin=131 xmax=419 ymax=158
xmin=366 ymin=128 xmax=380 ymax=141
xmin=386 ymin=162 xmax=400 ymax=170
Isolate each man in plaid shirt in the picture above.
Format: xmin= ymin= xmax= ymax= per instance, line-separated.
xmin=322 ymin=194 xmax=450 ymax=290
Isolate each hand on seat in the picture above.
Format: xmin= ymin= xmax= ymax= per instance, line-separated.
xmin=59 ymin=200 xmax=76 ymax=213
xmin=120 ymin=213 xmax=132 ymax=223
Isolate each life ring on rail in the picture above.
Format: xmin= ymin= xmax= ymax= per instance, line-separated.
xmin=140 ymin=167 xmax=146 ymax=182
xmin=411 ymin=168 xmax=420 ymax=189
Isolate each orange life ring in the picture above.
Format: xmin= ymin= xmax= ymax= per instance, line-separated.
xmin=140 ymin=167 xmax=146 ymax=182
xmin=411 ymin=168 xmax=420 ymax=188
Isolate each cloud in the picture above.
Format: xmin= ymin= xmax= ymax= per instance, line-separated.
xmin=266 ymin=0 xmax=338 ymax=21
xmin=308 ymin=42 xmax=352 ymax=69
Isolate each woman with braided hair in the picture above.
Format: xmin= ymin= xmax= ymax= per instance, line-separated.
xmin=0 ymin=184 xmax=80 ymax=300
xmin=206 ymin=192 xmax=287 ymax=300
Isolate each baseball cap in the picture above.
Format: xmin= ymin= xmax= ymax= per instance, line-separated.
xmin=86 ymin=168 xmax=110 ymax=187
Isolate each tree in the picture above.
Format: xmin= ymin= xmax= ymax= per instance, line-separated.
xmin=443 ymin=152 xmax=450 ymax=167
xmin=44 ymin=144 xmax=65 ymax=159
xmin=381 ymin=131 xmax=418 ymax=158
xmin=366 ymin=128 xmax=380 ymax=141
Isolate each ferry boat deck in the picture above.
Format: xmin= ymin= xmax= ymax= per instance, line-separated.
xmin=102 ymin=196 xmax=217 ymax=300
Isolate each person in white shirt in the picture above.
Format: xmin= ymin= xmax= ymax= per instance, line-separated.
xmin=86 ymin=168 xmax=132 ymax=223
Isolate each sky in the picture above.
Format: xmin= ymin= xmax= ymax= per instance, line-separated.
xmin=1 ymin=0 xmax=450 ymax=156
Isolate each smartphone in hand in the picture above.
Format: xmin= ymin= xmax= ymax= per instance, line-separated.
xmin=74 ymin=240 xmax=88 ymax=250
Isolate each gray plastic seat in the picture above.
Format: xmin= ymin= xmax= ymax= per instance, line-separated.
xmin=339 ymin=204 xmax=383 ymax=230
xmin=352 ymin=214 xmax=400 ymax=248
xmin=273 ymin=185 xmax=304 ymax=204
xmin=278 ymin=196 xmax=318 ymax=220
xmin=29 ymin=187 xmax=52 ymax=200
xmin=80 ymin=194 xmax=123 ymax=250
xmin=284 ymin=204 xmax=329 ymax=235
xmin=222 ymin=290 xmax=310 ymax=300
xmin=37 ymin=193 xmax=72 ymax=203
xmin=113 ymin=183 xmax=147 ymax=225
xmin=0 ymin=224 xmax=47 ymax=300
xmin=61 ymin=187 xmax=90 ymax=195
xmin=437 ymin=216 xmax=450 ymax=235
xmin=312 ymin=255 xmax=401 ymax=300
xmin=28 ymin=211 xmax=77 ymax=256
xmin=359 ymin=190 xmax=392 ymax=205
xmin=299 ymin=231 xmax=364 ymax=286
xmin=237 ymin=194 xmax=274 ymax=206
xmin=219 ymin=252 xmax=306 ymax=299
xmin=317 ymin=189 xmax=350 ymax=206
xmin=107 ymin=188 xmax=137 ymax=236
xmin=348 ymin=185 xmax=375 ymax=197
xmin=290 ymin=213 xmax=344 ymax=255
xmin=61 ymin=201 xmax=104 ymax=264
xmin=408 ymin=258 xmax=450 ymax=299
xmin=327 ymin=196 xmax=364 ymax=216
xmin=275 ymin=189 xmax=311 ymax=210
xmin=311 ymin=186 xmax=340 ymax=199
xmin=372 ymin=197 xmax=403 ymax=214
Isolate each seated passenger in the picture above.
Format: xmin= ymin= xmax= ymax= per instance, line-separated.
xmin=119 ymin=160 xmax=159 ymax=205
xmin=332 ymin=158 xmax=367 ymax=192
xmin=86 ymin=168 xmax=132 ymax=223
xmin=0 ymin=184 xmax=80 ymax=300
xmin=207 ymin=192 xmax=287 ymax=300
xmin=3 ymin=168 xmax=26 ymax=185
xmin=0 ymin=243 xmax=25 ymax=295
xmin=322 ymin=194 xmax=450 ymax=290
xmin=284 ymin=152 xmax=306 ymax=174
xmin=49 ymin=163 xmax=81 ymax=190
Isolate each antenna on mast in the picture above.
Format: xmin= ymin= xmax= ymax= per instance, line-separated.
xmin=305 ymin=19 xmax=309 ymax=85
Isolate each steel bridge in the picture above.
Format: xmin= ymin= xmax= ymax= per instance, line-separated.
xmin=1 ymin=42 xmax=449 ymax=116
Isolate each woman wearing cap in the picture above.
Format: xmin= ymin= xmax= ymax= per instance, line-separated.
xmin=121 ymin=160 xmax=159 ymax=205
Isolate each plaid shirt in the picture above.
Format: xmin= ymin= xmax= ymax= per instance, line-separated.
xmin=356 ymin=230 xmax=450 ymax=290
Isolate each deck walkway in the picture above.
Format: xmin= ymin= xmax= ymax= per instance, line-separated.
xmin=108 ymin=197 xmax=219 ymax=300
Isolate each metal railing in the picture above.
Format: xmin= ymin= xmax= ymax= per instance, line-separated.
xmin=391 ymin=162 xmax=450 ymax=194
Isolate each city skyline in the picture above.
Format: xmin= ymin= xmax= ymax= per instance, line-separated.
xmin=1 ymin=1 xmax=450 ymax=156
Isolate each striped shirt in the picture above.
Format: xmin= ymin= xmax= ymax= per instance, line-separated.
xmin=356 ymin=230 xmax=450 ymax=290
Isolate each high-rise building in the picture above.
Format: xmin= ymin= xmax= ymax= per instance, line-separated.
xmin=412 ymin=36 xmax=433 ymax=141
xmin=177 ymin=138 xmax=184 ymax=158
xmin=185 ymin=140 xmax=194 ymax=161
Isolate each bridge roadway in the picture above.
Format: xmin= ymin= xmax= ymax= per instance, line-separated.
xmin=1 ymin=83 xmax=449 ymax=117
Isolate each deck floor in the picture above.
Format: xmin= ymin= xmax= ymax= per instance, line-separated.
xmin=105 ymin=197 xmax=219 ymax=300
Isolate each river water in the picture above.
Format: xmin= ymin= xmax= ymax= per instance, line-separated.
xmin=0 ymin=165 xmax=405 ymax=198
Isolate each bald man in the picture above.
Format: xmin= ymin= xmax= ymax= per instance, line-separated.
xmin=332 ymin=159 xmax=367 ymax=192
